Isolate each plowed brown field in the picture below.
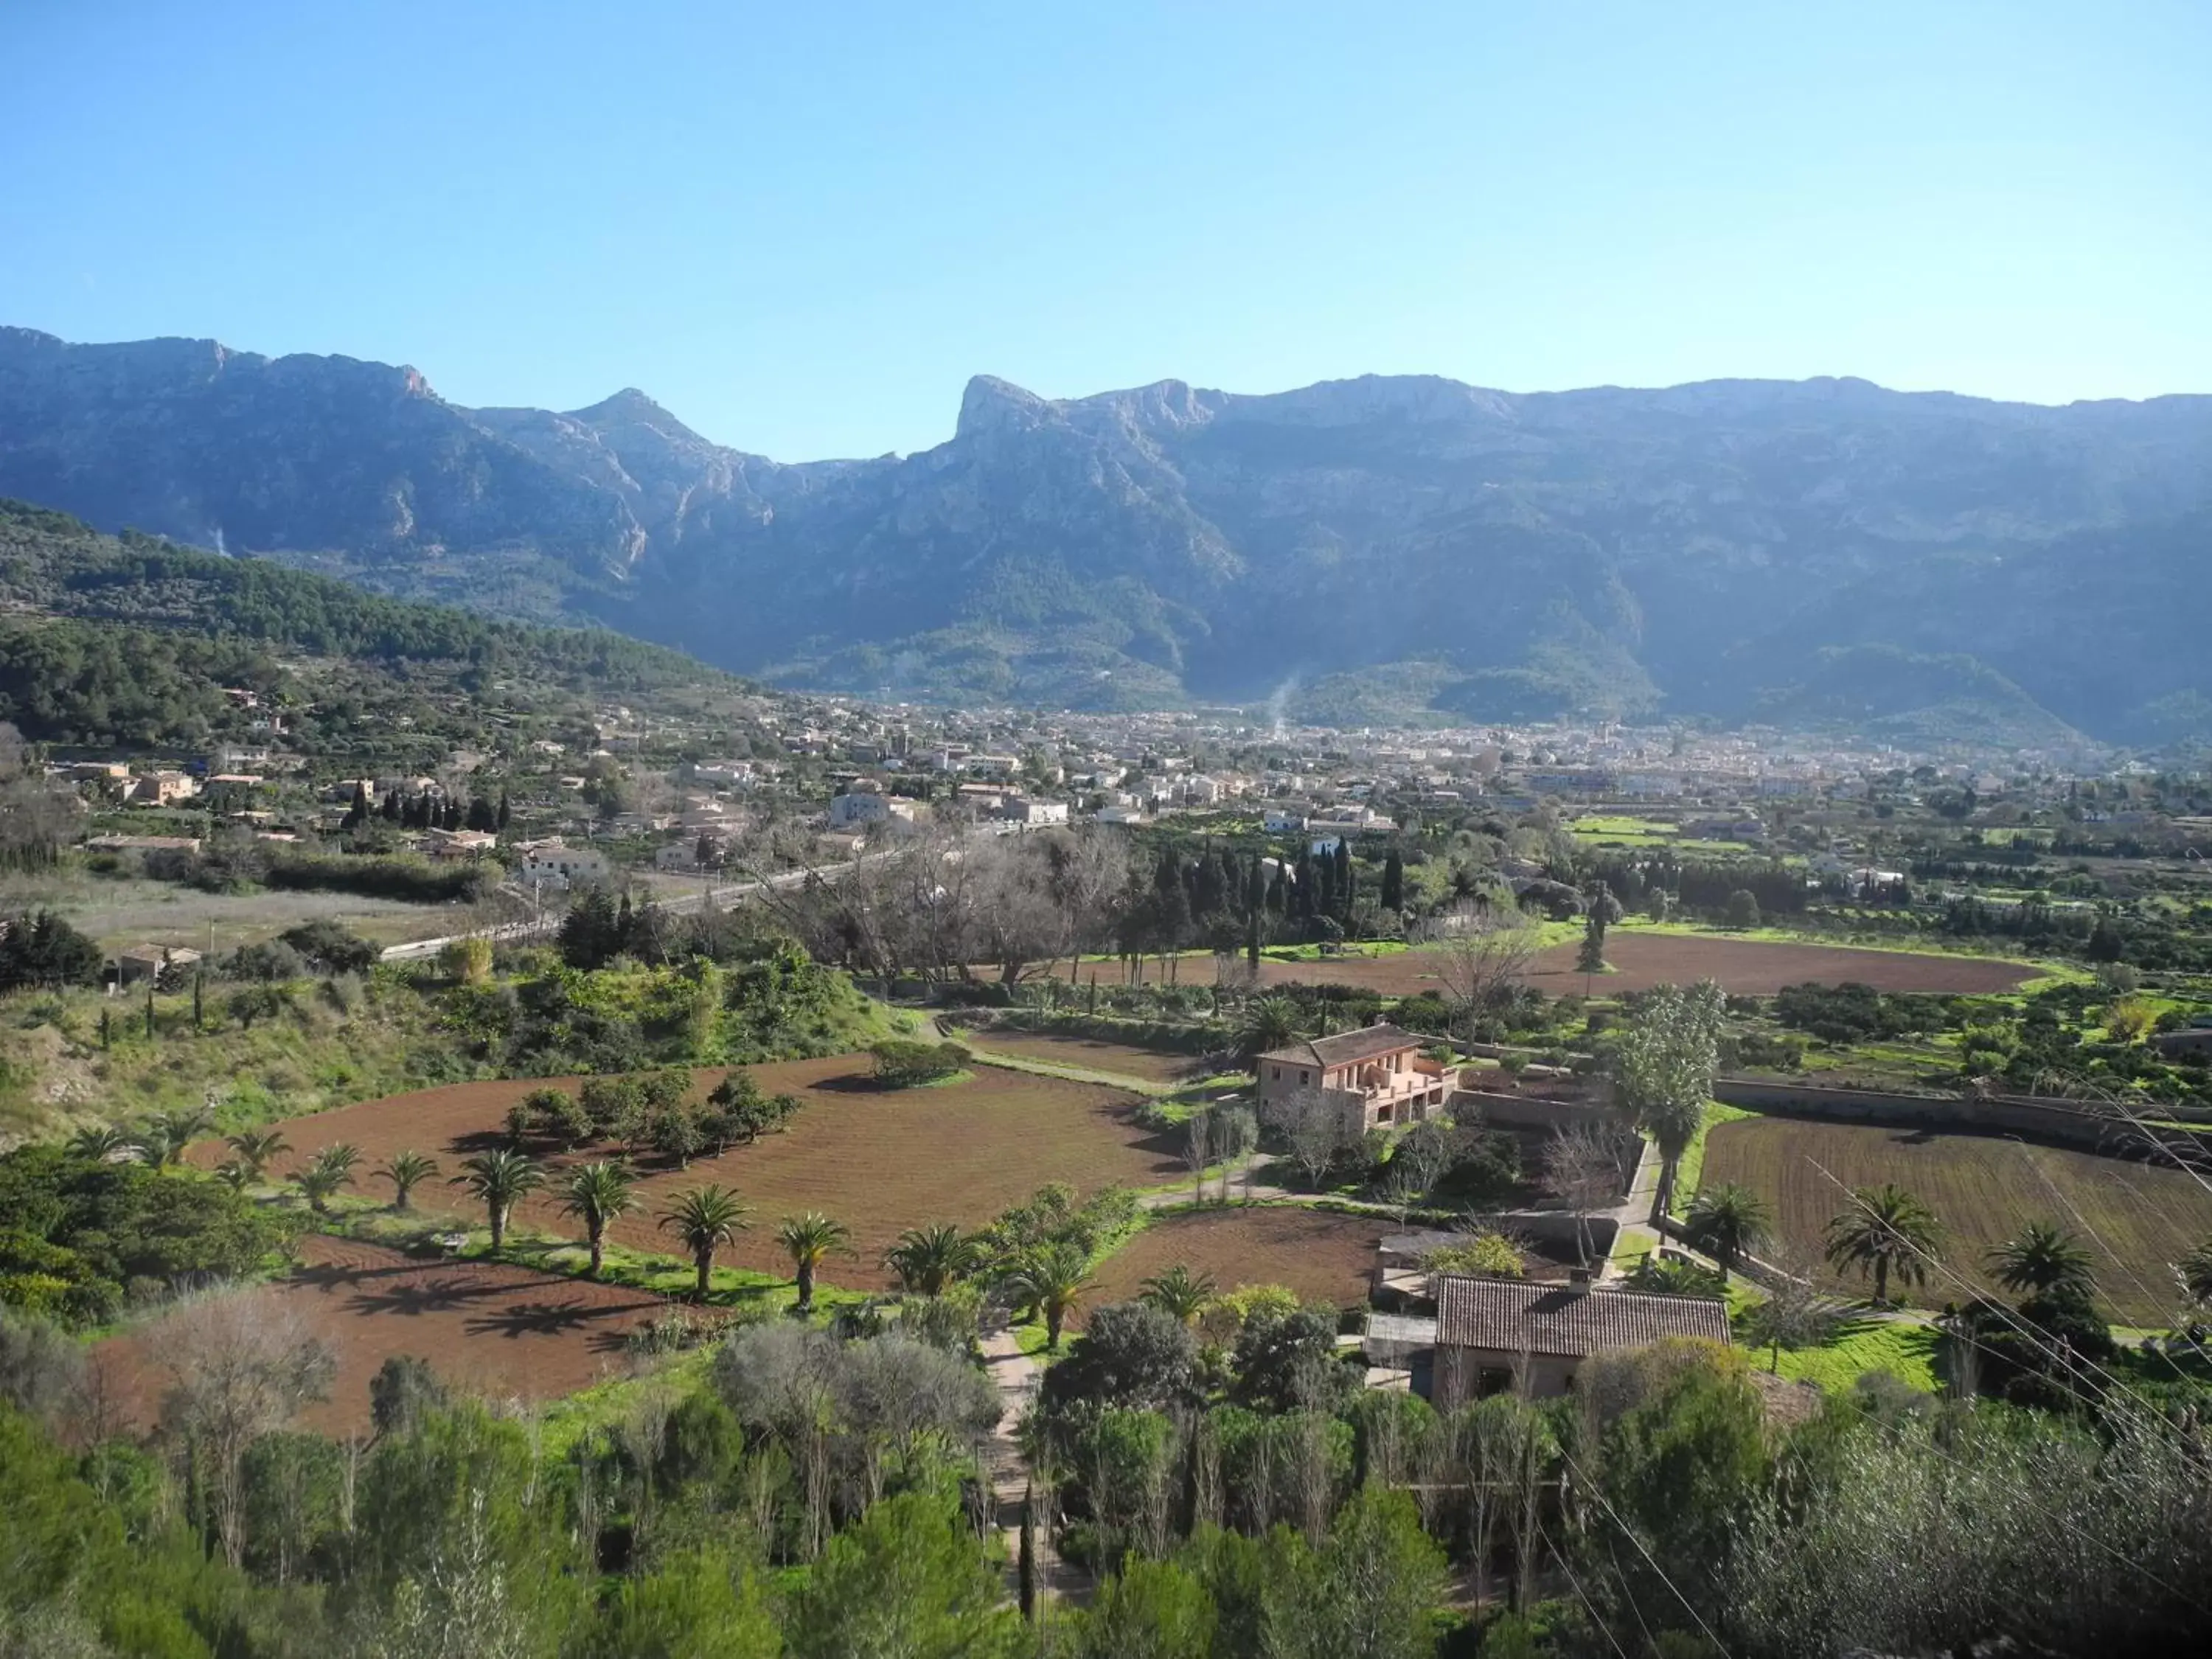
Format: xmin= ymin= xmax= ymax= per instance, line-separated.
xmin=93 ymin=1235 xmax=663 ymax=1436
xmin=1247 ymin=933 xmax=2036 ymax=998
xmin=1081 ymin=1207 xmax=1387 ymax=1324
xmin=197 ymin=1056 xmax=1178 ymax=1290
xmin=1701 ymin=1115 xmax=2212 ymax=1324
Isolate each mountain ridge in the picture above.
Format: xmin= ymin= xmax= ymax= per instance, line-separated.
xmin=3 ymin=324 xmax=2208 ymax=741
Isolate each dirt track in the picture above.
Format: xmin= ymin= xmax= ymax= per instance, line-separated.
xmin=1253 ymin=932 xmax=2038 ymax=998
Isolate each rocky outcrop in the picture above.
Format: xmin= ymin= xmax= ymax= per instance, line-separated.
xmin=4 ymin=324 xmax=2210 ymax=737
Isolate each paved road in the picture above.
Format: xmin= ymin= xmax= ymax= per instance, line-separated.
xmin=378 ymin=854 xmax=891 ymax=963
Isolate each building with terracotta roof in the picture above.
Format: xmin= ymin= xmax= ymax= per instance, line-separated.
xmin=1423 ymin=1274 xmax=1731 ymax=1402
xmin=1255 ymin=1020 xmax=1458 ymax=1133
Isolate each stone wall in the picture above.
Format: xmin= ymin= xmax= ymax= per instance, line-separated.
xmin=1708 ymin=1077 xmax=2212 ymax=1161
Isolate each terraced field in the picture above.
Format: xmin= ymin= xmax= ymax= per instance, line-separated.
xmin=192 ymin=1055 xmax=1179 ymax=1290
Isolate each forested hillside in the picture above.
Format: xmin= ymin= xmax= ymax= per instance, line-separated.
xmin=0 ymin=499 xmax=730 ymax=748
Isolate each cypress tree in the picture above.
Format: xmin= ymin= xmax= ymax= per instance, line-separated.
xmin=496 ymin=788 xmax=511 ymax=831
xmin=1018 ymin=1485 xmax=1038 ymax=1621
xmin=1380 ymin=849 xmax=1405 ymax=912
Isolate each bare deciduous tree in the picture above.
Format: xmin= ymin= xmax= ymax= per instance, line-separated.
xmin=160 ymin=1290 xmax=335 ymax=1571
xmin=1543 ymin=1120 xmax=1630 ymax=1267
xmin=1427 ymin=911 xmax=1540 ymax=1042
xmin=1183 ymin=1109 xmax=1214 ymax=1207
xmin=1264 ymin=1084 xmax=1350 ymax=1190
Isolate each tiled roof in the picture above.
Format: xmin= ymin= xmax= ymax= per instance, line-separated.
xmin=1434 ymin=1276 xmax=1731 ymax=1358
xmin=1259 ymin=1022 xmax=1424 ymax=1069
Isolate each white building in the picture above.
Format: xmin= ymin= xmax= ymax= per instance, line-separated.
xmin=518 ymin=840 xmax=611 ymax=888
xmin=1000 ymin=797 xmax=1069 ymax=827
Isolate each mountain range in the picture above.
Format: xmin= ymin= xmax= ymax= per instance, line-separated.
xmin=3 ymin=323 xmax=2208 ymax=744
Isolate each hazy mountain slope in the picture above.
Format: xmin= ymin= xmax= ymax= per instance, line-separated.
xmin=4 ymin=325 xmax=2209 ymax=738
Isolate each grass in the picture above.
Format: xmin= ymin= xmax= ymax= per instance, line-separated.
xmin=324 ymin=1205 xmax=864 ymax=1313
xmin=1767 ymin=1315 xmax=1941 ymax=1392
xmin=1669 ymin=1100 xmax=1757 ymax=1217
xmin=963 ymin=1046 xmax=1178 ymax=1096
xmin=0 ymin=972 xmax=465 ymax=1141
xmin=534 ymin=1346 xmax=718 ymax=1457
xmin=0 ymin=863 xmax=459 ymax=953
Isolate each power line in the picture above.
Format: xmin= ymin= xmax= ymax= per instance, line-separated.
xmin=1551 ymin=1439 xmax=1735 ymax=1659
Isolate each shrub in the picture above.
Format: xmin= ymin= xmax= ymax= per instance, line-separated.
xmin=439 ymin=936 xmax=493 ymax=986
xmin=1421 ymin=1231 xmax=1526 ymax=1279
xmin=580 ymin=1074 xmax=644 ymax=1138
xmin=871 ymin=1040 xmax=970 ymax=1088
xmin=699 ymin=1072 xmax=801 ymax=1150
xmin=276 ymin=921 xmax=380 ymax=975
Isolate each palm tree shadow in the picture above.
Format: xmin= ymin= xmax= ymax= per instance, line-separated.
xmin=465 ymin=1299 xmax=601 ymax=1339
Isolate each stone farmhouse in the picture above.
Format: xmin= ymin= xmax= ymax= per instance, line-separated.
xmin=1255 ymin=1022 xmax=1459 ymax=1132
xmin=1412 ymin=1274 xmax=1730 ymax=1402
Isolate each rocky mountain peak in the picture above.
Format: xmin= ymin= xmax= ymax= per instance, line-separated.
xmin=955 ymin=374 xmax=1057 ymax=441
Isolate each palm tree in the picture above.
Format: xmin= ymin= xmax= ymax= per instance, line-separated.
xmin=452 ymin=1149 xmax=544 ymax=1250
xmin=141 ymin=1105 xmax=216 ymax=1166
xmin=66 ymin=1124 xmax=136 ymax=1162
xmin=375 ymin=1150 xmax=441 ymax=1212
xmin=1237 ymin=996 xmax=1303 ymax=1062
xmin=885 ymin=1222 xmax=978 ymax=1295
xmin=314 ymin=1142 xmax=364 ymax=1184
xmin=2182 ymin=1236 xmax=2212 ymax=1308
xmin=777 ymin=1212 xmax=851 ymax=1313
xmin=1824 ymin=1183 xmax=1944 ymax=1305
xmin=1138 ymin=1262 xmax=1217 ymax=1326
xmin=1682 ymin=1183 xmax=1773 ymax=1282
xmin=292 ymin=1158 xmax=347 ymax=1214
xmin=226 ymin=1129 xmax=290 ymax=1180
xmin=1009 ymin=1239 xmax=1095 ymax=1351
xmin=560 ymin=1162 xmax=639 ymax=1278
xmin=1986 ymin=1220 xmax=2096 ymax=1299
xmin=660 ymin=1185 xmax=750 ymax=1300
xmin=212 ymin=1159 xmax=254 ymax=1191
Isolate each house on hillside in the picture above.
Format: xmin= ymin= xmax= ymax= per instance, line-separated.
xmin=517 ymin=840 xmax=609 ymax=888
xmin=421 ymin=828 xmax=498 ymax=860
xmin=129 ymin=771 xmax=198 ymax=806
xmin=1255 ymin=1022 xmax=1458 ymax=1133
xmin=1378 ymin=1274 xmax=1731 ymax=1402
xmin=115 ymin=943 xmax=201 ymax=987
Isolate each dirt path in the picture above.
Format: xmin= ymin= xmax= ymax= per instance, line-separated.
xmin=979 ymin=1326 xmax=1082 ymax=1607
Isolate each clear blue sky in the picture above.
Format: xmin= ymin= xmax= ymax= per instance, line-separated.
xmin=4 ymin=1 xmax=2206 ymax=459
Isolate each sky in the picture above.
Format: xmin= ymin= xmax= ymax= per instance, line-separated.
xmin=2 ymin=1 xmax=2208 ymax=460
